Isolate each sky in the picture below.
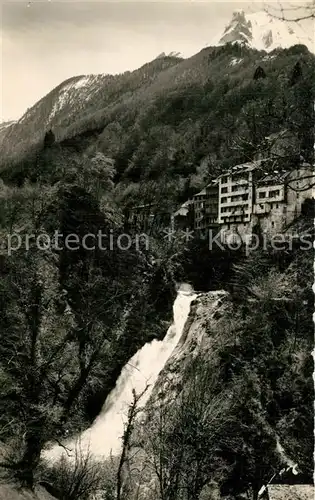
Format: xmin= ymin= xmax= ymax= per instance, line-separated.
xmin=0 ymin=0 xmax=314 ymax=121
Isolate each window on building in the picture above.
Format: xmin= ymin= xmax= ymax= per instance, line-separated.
xmin=231 ymin=182 xmax=248 ymax=192
xmin=221 ymin=186 xmax=228 ymax=193
xmin=269 ymin=190 xmax=280 ymax=198
xmin=233 ymin=172 xmax=245 ymax=180
xmin=271 ymin=221 xmax=275 ymax=227
xmin=258 ymin=192 xmax=266 ymax=198
xmin=276 ymin=203 xmax=279 ymax=209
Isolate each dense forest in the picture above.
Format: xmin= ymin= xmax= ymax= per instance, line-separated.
xmin=0 ymin=41 xmax=314 ymax=499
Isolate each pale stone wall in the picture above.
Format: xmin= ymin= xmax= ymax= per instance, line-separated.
xmin=285 ymin=167 xmax=314 ymax=226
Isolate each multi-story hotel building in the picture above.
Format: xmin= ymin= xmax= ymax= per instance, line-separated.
xmin=219 ymin=161 xmax=313 ymax=242
xmin=174 ymin=160 xmax=314 ymax=241
xmin=217 ymin=162 xmax=258 ymax=225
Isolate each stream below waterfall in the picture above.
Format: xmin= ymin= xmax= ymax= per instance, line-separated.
xmin=44 ymin=284 xmax=197 ymax=462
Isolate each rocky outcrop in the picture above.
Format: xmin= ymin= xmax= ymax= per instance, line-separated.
xmin=148 ymin=290 xmax=231 ymax=402
xmin=0 ymin=484 xmax=57 ymax=500
xmin=122 ymin=291 xmax=232 ymax=500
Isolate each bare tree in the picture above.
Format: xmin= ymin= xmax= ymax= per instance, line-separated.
xmin=116 ymin=386 xmax=149 ymax=500
xmin=265 ymin=1 xmax=315 ymax=22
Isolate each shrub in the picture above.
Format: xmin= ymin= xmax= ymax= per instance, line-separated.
xmin=40 ymin=445 xmax=104 ymax=500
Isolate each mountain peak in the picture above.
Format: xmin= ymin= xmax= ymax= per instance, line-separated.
xmin=212 ymin=10 xmax=313 ymax=53
xmin=231 ymin=9 xmax=246 ymax=19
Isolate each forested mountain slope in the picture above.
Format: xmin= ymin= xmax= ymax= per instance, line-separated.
xmin=1 ymin=43 xmax=314 ymax=211
xmin=0 ymin=55 xmax=182 ymax=163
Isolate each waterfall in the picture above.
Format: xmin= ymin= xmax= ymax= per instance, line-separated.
xmin=45 ymin=284 xmax=196 ymax=462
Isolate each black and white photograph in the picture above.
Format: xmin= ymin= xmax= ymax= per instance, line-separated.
xmin=0 ymin=1 xmax=314 ymax=499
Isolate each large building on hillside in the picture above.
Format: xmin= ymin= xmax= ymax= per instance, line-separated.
xmin=218 ymin=161 xmax=314 ymax=242
xmin=173 ymin=160 xmax=314 ymax=241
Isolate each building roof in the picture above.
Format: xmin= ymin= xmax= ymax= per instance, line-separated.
xmin=206 ymin=179 xmax=219 ymax=187
xmin=173 ymin=199 xmax=193 ymax=218
xmin=258 ymin=170 xmax=290 ymax=184
xmin=258 ymin=163 xmax=313 ymax=185
xmin=215 ymin=160 xmax=265 ymax=179
xmin=173 ymin=206 xmax=189 ymax=217
xmin=194 ymin=188 xmax=207 ymax=197
xmin=181 ymin=199 xmax=194 ymax=208
xmin=130 ymin=202 xmax=157 ymax=210
xmin=267 ymin=484 xmax=314 ymax=500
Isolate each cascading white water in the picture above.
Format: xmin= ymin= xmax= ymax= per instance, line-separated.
xmin=45 ymin=284 xmax=196 ymax=462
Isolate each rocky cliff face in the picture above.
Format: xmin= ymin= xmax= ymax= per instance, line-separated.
xmin=0 ymin=485 xmax=56 ymax=500
xmin=148 ymin=290 xmax=231 ymax=401
xmin=122 ymin=291 xmax=232 ymax=500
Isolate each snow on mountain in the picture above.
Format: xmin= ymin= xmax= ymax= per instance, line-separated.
xmin=0 ymin=73 xmax=110 ymax=157
xmin=46 ymin=74 xmax=105 ymax=122
xmin=0 ymin=120 xmax=16 ymax=132
xmin=211 ymin=10 xmax=314 ymax=53
xmin=18 ymin=74 xmax=107 ymax=126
